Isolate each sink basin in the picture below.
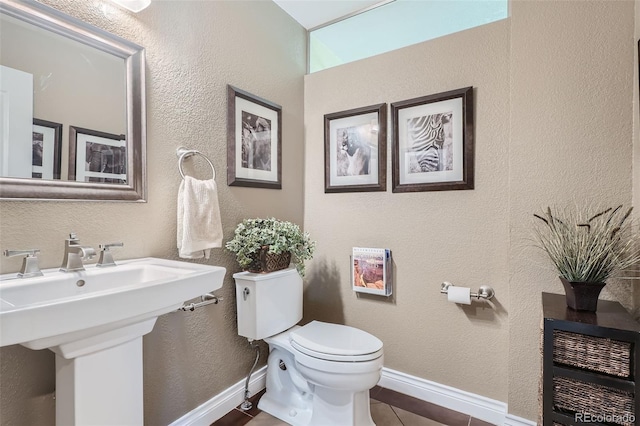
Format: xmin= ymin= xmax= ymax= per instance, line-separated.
xmin=0 ymin=256 xmax=226 ymax=425
xmin=0 ymin=257 xmax=226 ymax=354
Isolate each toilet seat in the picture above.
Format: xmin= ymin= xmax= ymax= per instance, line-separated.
xmin=289 ymin=321 xmax=383 ymax=362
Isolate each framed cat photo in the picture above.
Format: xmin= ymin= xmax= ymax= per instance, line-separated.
xmin=324 ymin=103 xmax=387 ymax=193
xmin=391 ymin=87 xmax=474 ymax=193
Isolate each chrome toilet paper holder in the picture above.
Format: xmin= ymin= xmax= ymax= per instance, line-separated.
xmin=440 ymin=282 xmax=495 ymax=300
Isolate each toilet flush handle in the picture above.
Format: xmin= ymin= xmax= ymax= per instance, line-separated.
xmin=243 ymin=287 xmax=250 ymax=301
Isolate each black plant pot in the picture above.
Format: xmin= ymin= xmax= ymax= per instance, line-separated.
xmin=559 ymin=277 xmax=606 ymax=312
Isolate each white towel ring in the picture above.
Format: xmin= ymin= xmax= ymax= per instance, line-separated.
xmin=176 ymin=146 xmax=216 ymax=180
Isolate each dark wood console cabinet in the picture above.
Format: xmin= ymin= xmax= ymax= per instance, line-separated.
xmin=542 ymin=292 xmax=640 ymax=426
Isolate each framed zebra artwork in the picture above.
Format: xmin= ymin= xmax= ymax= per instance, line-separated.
xmin=391 ymin=87 xmax=474 ymax=193
xmin=227 ymin=85 xmax=282 ymax=189
xmin=324 ymin=103 xmax=387 ymax=193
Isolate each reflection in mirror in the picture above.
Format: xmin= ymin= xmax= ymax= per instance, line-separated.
xmin=0 ymin=0 xmax=146 ymax=201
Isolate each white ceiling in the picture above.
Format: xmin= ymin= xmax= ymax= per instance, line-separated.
xmin=273 ymin=0 xmax=384 ymax=30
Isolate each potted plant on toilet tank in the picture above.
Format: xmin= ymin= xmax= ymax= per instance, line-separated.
xmin=533 ymin=205 xmax=640 ymax=312
xmin=225 ymin=217 xmax=315 ymax=277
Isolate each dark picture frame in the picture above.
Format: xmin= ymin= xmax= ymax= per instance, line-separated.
xmin=69 ymin=126 xmax=127 ymax=184
xmin=324 ymin=103 xmax=387 ymax=193
xmin=227 ymin=85 xmax=282 ymax=189
xmin=391 ymin=87 xmax=474 ymax=193
xmin=32 ymin=118 xmax=62 ymax=180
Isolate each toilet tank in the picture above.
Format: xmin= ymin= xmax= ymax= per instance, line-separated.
xmin=234 ymin=268 xmax=303 ymax=340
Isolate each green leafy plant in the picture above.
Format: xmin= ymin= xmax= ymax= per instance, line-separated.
xmin=225 ymin=218 xmax=315 ymax=277
xmin=533 ymin=205 xmax=640 ymax=283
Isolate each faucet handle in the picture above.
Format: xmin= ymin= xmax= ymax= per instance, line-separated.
xmin=3 ymin=249 xmax=44 ymax=278
xmin=4 ymin=249 xmax=40 ymax=258
xmin=97 ymin=242 xmax=123 ymax=267
xmin=99 ymin=242 xmax=124 ymax=251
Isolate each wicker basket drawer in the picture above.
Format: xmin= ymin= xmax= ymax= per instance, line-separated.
xmin=553 ymin=330 xmax=631 ymax=378
xmin=553 ymin=376 xmax=634 ymax=426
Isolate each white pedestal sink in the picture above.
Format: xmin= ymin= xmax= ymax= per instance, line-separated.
xmin=0 ymin=257 xmax=226 ymax=425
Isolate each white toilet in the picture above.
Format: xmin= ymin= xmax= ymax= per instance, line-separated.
xmin=234 ymin=268 xmax=384 ymax=426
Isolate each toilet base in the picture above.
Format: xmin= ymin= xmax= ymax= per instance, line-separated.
xmin=257 ymin=345 xmax=313 ymax=426
xmin=307 ymin=387 xmax=374 ymax=426
xmin=258 ymin=392 xmax=312 ymax=426
xmin=259 ymin=386 xmax=374 ymax=426
xmin=258 ymin=335 xmax=379 ymax=426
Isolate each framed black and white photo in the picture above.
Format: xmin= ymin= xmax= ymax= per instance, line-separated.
xmin=32 ymin=119 xmax=62 ymax=180
xmin=227 ymin=85 xmax=282 ymax=189
xmin=324 ymin=103 xmax=387 ymax=193
xmin=69 ymin=126 xmax=127 ymax=184
xmin=391 ymin=87 xmax=474 ymax=193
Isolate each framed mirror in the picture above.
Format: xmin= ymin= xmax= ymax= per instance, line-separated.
xmin=0 ymin=0 xmax=146 ymax=201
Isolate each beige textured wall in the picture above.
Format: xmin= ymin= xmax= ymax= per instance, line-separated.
xmin=304 ymin=20 xmax=511 ymax=403
xmin=0 ymin=1 xmax=305 ymax=425
xmin=1 ymin=0 xmax=637 ymax=424
xmin=304 ymin=0 xmax=636 ymax=422
xmin=634 ymin=1 xmax=640 ymax=210
xmin=508 ymin=1 xmax=635 ymax=419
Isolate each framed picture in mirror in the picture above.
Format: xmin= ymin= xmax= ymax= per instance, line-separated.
xmin=69 ymin=126 xmax=127 ymax=184
xmin=227 ymin=85 xmax=282 ymax=189
xmin=32 ymin=119 xmax=62 ymax=180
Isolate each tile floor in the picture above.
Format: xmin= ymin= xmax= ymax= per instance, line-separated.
xmin=212 ymin=386 xmax=496 ymax=426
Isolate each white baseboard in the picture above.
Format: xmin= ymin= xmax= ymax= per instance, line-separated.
xmin=504 ymin=414 xmax=538 ymax=426
xmin=168 ymin=365 xmax=267 ymax=426
xmin=169 ymin=365 xmax=536 ymax=426
xmin=379 ymin=367 xmax=536 ymax=426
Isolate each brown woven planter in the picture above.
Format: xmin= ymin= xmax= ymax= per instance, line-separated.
xmin=246 ymin=246 xmax=291 ymax=273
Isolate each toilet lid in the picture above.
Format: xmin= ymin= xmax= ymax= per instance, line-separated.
xmin=289 ymin=321 xmax=383 ymax=361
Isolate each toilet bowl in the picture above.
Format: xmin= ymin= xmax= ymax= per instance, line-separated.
xmin=259 ymin=322 xmax=383 ymax=426
xmin=234 ymin=269 xmax=384 ymax=426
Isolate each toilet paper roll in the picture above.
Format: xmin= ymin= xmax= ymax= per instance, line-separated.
xmin=447 ymin=286 xmax=471 ymax=305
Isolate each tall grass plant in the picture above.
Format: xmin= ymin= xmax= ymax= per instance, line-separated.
xmin=533 ymin=205 xmax=640 ymax=283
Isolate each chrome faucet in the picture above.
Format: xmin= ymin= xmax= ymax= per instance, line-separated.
xmin=60 ymin=233 xmax=96 ymax=272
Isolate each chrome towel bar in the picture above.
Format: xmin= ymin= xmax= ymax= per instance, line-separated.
xmin=176 ymin=146 xmax=216 ymax=180
xmin=176 ymin=292 xmax=223 ymax=312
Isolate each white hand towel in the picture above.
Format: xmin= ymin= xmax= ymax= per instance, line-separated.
xmin=177 ymin=176 xmax=223 ymax=259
